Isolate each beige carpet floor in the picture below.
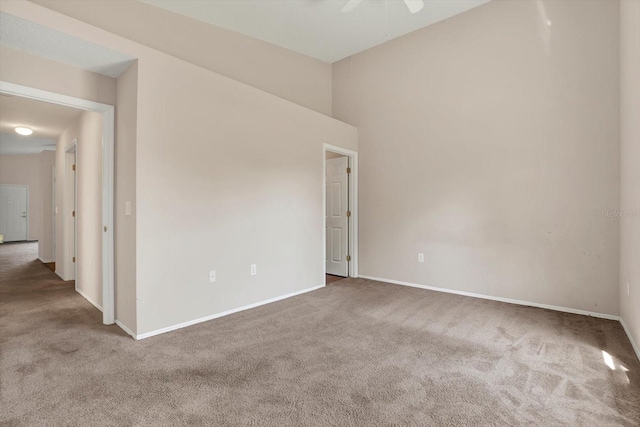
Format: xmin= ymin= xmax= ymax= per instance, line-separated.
xmin=326 ymin=274 xmax=347 ymax=285
xmin=1 ymin=242 xmax=639 ymax=426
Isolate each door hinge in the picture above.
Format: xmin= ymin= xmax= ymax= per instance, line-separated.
xmin=72 ymin=256 xmax=75 ymax=263
xmin=346 ymin=167 xmax=351 ymax=174
xmin=104 ymin=226 xmax=107 ymax=232
xmin=72 ymin=210 xmax=75 ymax=217
xmin=346 ymin=210 xmax=351 ymax=218
xmin=72 ymin=164 xmax=76 ymax=171
xmin=346 ymin=255 xmax=351 ymax=262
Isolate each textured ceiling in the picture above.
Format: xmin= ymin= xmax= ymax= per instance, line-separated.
xmin=0 ymin=94 xmax=82 ymax=141
xmin=0 ymin=12 xmax=136 ymax=78
xmin=141 ymin=0 xmax=492 ymax=63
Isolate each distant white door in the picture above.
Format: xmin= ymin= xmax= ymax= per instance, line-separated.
xmin=326 ymin=156 xmax=349 ymax=277
xmin=0 ymin=185 xmax=28 ymax=242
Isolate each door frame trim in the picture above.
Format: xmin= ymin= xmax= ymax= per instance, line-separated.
xmin=0 ymin=81 xmax=115 ymax=325
xmin=0 ymin=184 xmax=29 ymax=242
xmin=323 ymin=144 xmax=358 ymax=278
xmin=64 ymin=140 xmax=77 ymax=283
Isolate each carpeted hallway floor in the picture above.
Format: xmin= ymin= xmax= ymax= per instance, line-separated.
xmin=1 ymin=242 xmax=639 ymax=426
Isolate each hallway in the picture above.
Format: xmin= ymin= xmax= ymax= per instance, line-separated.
xmin=0 ymin=242 xmax=127 ymax=425
xmin=0 ymin=242 xmax=107 ymax=331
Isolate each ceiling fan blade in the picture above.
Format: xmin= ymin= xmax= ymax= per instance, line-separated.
xmin=403 ymin=0 xmax=425 ymax=14
xmin=341 ymin=0 xmax=363 ymax=13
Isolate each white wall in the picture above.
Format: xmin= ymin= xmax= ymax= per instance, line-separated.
xmin=0 ymin=152 xmax=55 ymax=258
xmin=32 ymin=0 xmax=333 ymax=115
xmin=333 ymin=0 xmax=620 ymax=315
xmin=620 ymin=0 xmax=640 ymax=354
xmin=56 ymin=111 xmax=103 ymax=308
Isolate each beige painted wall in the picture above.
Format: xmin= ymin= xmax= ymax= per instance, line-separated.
xmin=0 ymin=154 xmax=42 ymax=241
xmin=56 ymin=111 xmax=103 ymax=308
xmin=620 ymin=0 xmax=640 ymax=353
xmin=135 ymin=52 xmax=357 ymax=335
xmin=0 ymin=152 xmax=54 ymax=255
xmin=326 ymin=151 xmax=345 ymax=160
xmin=2 ymin=0 xmax=357 ymax=336
xmin=115 ymin=62 xmax=138 ymax=333
xmin=38 ymin=150 xmax=55 ymax=261
xmin=0 ymin=45 xmax=116 ymax=106
xmin=32 ymin=0 xmax=332 ymax=115
xmin=333 ymin=0 xmax=620 ymax=315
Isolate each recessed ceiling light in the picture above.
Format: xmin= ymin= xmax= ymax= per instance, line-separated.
xmin=15 ymin=127 xmax=33 ymax=136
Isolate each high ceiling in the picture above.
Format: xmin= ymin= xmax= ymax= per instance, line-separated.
xmin=0 ymin=12 xmax=136 ymax=78
xmin=141 ymin=0 xmax=492 ymax=63
xmin=0 ymin=94 xmax=83 ymax=154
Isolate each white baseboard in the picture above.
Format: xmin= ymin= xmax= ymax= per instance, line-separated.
xmin=620 ymin=317 xmax=640 ymax=361
xmin=136 ymin=285 xmax=325 ymax=340
xmin=115 ymin=320 xmax=136 ymax=339
xmin=75 ymin=287 xmax=103 ymax=312
xmin=38 ymin=257 xmax=53 ymax=263
xmin=120 ymin=275 xmax=640 ymax=363
xmin=358 ymin=275 xmax=620 ymax=321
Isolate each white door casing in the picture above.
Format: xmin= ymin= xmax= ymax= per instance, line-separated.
xmin=51 ymin=165 xmax=56 ymax=262
xmin=0 ymin=185 xmax=28 ymax=242
xmin=326 ymin=156 xmax=349 ymax=277
xmin=65 ymin=149 xmax=77 ymax=281
xmin=0 ymin=81 xmax=115 ymax=326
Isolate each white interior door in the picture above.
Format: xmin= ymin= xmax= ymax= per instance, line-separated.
xmin=0 ymin=185 xmax=28 ymax=242
xmin=326 ymin=156 xmax=349 ymax=277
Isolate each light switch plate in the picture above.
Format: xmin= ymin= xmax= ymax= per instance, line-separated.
xmin=418 ymin=253 xmax=424 ymax=263
xmin=251 ymin=264 xmax=257 ymax=276
xmin=209 ymin=270 xmax=216 ymax=283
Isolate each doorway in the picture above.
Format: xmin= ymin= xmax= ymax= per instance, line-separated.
xmin=323 ymin=144 xmax=358 ymax=284
xmin=0 ymin=184 xmax=28 ymax=242
xmin=0 ymin=81 xmax=115 ymax=325
xmin=326 ymin=153 xmax=349 ymax=278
